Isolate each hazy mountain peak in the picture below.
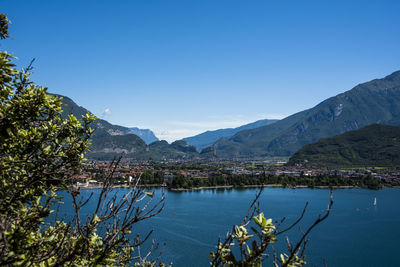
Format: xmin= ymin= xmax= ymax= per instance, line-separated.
xmin=182 ymin=119 xmax=278 ymax=151
xmin=128 ymin=127 xmax=159 ymax=144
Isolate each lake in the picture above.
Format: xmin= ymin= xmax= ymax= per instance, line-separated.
xmin=58 ymin=188 xmax=400 ymax=266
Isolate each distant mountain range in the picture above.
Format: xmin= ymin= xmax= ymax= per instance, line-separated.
xmin=182 ymin=119 xmax=278 ymax=152
xmin=288 ymin=124 xmax=400 ymax=167
xmin=57 ymin=95 xmax=197 ymax=160
xmin=128 ymin=127 xmax=159 ymax=144
xmin=88 ymin=138 xmax=198 ymax=161
xmin=201 ymin=70 xmax=400 ymax=158
xmin=56 ymin=70 xmax=400 ymax=161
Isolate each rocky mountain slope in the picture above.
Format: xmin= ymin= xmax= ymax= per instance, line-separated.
xmin=201 ymin=70 xmax=400 ymax=158
xmin=128 ymin=127 xmax=159 ymax=144
xmin=57 ymin=95 xmax=197 ymax=160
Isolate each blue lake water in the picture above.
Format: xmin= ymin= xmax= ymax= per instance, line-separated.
xmin=58 ymin=188 xmax=400 ymax=266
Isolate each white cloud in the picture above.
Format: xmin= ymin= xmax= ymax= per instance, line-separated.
xmin=151 ymin=114 xmax=288 ymax=142
xmin=132 ymin=114 xmax=289 ymax=143
xmin=167 ymin=120 xmax=248 ymax=129
xmin=101 ymin=108 xmax=111 ymax=117
xmin=166 ymin=113 xmax=287 ymax=132
xmin=206 ymin=114 xmax=287 ymax=121
xmin=258 ymin=113 xmax=288 ymax=120
xmin=155 ymin=129 xmax=203 ymax=143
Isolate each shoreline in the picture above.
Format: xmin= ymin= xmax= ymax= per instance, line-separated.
xmin=168 ymin=184 xmax=365 ymax=191
xmin=75 ymin=184 xmax=400 ymax=191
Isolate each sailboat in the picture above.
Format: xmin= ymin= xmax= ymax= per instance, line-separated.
xmin=373 ymin=197 xmax=377 ymax=206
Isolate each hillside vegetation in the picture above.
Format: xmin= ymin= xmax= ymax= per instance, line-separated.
xmin=288 ymin=124 xmax=400 ymax=167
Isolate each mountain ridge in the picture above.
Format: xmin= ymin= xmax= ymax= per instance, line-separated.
xmin=182 ymin=119 xmax=278 ymax=152
xmin=56 ymin=70 xmax=400 ymax=160
xmin=56 ymin=94 xmax=198 ymax=160
xmin=202 ymin=70 xmax=400 ymax=158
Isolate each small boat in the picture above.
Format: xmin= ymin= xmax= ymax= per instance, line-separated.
xmin=374 ymin=197 xmax=377 ymax=206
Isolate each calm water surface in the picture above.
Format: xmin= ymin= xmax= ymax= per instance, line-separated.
xmin=59 ymin=188 xmax=400 ymax=266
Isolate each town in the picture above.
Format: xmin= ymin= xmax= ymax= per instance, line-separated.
xmin=74 ymin=158 xmax=400 ymax=190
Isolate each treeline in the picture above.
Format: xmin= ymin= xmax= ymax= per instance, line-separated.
xmin=105 ymin=170 xmax=386 ymax=190
xmin=139 ymin=170 xmax=164 ymax=185
xmin=164 ymin=173 xmax=385 ymax=190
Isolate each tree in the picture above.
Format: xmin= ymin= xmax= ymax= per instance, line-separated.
xmin=0 ymin=14 xmax=165 ymax=266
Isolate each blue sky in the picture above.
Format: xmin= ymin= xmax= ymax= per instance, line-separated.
xmin=2 ymin=0 xmax=400 ymax=142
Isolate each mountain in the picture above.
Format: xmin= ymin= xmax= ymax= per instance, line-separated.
xmin=89 ymin=134 xmax=148 ymax=160
xmin=128 ymin=127 xmax=159 ymax=144
xmin=142 ymin=140 xmax=198 ymax=161
xmin=288 ymin=124 xmax=400 ymax=167
xmin=182 ymin=119 xmax=278 ymax=152
xmin=57 ymin=94 xmax=198 ymax=160
xmin=58 ymin=95 xmax=132 ymax=138
xmin=89 ymin=138 xmax=199 ymax=161
xmin=202 ymin=70 xmax=400 ymax=158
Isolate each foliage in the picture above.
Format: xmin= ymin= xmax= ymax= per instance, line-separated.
xmin=0 ymin=13 xmax=9 ymax=39
xmin=0 ymin=14 xmax=165 ymax=266
xmin=165 ymin=172 xmax=384 ymax=190
xmin=209 ymin=190 xmax=333 ymax=266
